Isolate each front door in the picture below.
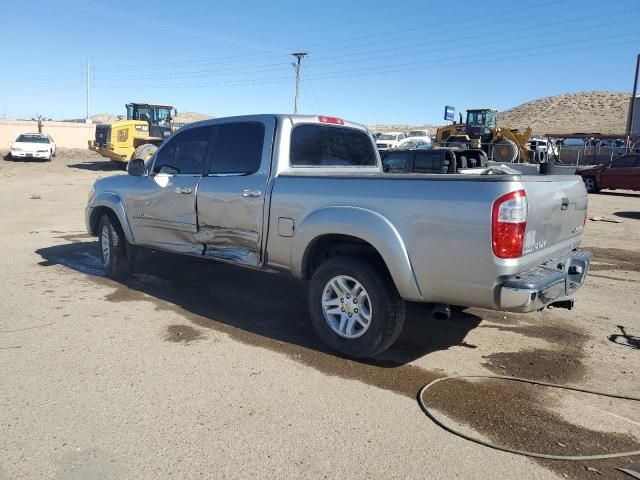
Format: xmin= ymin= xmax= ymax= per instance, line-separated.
xmin=126 ymin=125 xmax=214 ymax=253
xmin=195 ymin=118 xmax=275 ymax=266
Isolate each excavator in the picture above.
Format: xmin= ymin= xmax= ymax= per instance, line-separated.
xmin=89 ymin=102 xmax=177 ymax=165
xmin=436 ymin=108 xmax=532 ymax=163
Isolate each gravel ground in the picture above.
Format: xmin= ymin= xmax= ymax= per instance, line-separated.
xmin=1 ymin=150 xmax=639 ymax=479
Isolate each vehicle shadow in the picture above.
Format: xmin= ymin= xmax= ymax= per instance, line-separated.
xmin=614 ymin=211 xmax=640 ymax=220
xmin=598 ymin=191 xmax=640 ymax=198
xmin=35 ymin=241 xmax=482 ymax=367
xmin=67 ymin=161 xmax=124 ymax=172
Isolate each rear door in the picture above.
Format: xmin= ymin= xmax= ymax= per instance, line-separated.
xmin=195 ymin=117 xmax=275 ymax=266
xmin=126 ymin=125 xmax=213 ymax=253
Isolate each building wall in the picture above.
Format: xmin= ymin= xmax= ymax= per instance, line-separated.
xmin=0 ymin=121 xmax=95 ymax=149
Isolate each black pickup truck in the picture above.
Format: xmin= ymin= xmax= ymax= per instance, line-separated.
xmin=381 ymin=146 xmax=488 ymax=174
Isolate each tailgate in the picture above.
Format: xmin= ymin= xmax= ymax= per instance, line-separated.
xmin=521 ymin=175 xmax=587 ymax=259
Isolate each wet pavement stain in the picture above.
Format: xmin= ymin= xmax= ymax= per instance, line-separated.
xmin=423 ymin=378 xmax=640 ymax=479
xmin=35 ymin=240 xmax=640 ymax=479
xmin=481 ymin=323 xmax=587 ymax=346
xmin=165 ymin=324 xmax=205 ymax=344
xmin=483 ymin=348 xmax=585 ymax=383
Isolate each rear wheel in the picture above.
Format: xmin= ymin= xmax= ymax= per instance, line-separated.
xmin=492 ymin=139 xmax=519 ymax=163
xmin=308 ymin=257 xmax=405 ymax=359
xmin=133 ymin=143 xmax=158 ymax=162
xmin=583 ymin=176 xmax=599 ymax=193
xmin=98 ymin=214 xmax=131 ymax=280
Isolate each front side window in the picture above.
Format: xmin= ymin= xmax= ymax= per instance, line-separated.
xmin=209 ymin=122 xmax=265 ymax=175
xmin=291 ymin=125 xmax=376 ymax=167
xmin=153 ymin=126 xmax=212 ymax=175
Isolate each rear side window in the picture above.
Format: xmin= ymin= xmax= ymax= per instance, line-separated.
xmin=291 ymin=125 xmax=376 ymax=167
xmin=209 ymin=122 xmax=265 ymax=174
xmin=414 ymin=151 xmax=436 ymax=173
xmin=154 ymin=125 xmax=212 ymax=174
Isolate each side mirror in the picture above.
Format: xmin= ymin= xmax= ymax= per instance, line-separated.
xmin=127 ymin=158 xmax=146 ymax=176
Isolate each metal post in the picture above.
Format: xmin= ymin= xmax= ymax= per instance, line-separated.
xmin=86 ymin=59 xmax=90 ymax=123
xmin=626 ymin=53 xmax=639 ymax=148
xmin=291 ymin=52 xmax=308 ymax=114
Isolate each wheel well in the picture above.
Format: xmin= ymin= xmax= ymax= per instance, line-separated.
xmin=301 ymin=234 xmax=391 ymax=280
xmin=89 ymin=206 xmax=119 ymax=236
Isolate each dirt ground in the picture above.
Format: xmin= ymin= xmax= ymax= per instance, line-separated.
xmin=1 ymin=149 xmax=639 ymax=480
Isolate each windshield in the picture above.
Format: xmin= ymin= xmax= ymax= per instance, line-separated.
xmin=408 ymin=131 xmax=426 ymax=137
xmin=466 ymin=111 xmax=496 ymax=128
xmin=379 ymin=134 xmax=397 ymax=141
xmin=128 ymin=104 xmax=172 ymax=124
xmin=16 ymin=135 xmax=49 ymax=143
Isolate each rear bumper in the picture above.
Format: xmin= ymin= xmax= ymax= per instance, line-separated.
xmin=498 ymin=249 xmax=591 ymax=312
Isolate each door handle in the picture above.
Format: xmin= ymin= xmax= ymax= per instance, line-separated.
xmin=174 ymin=186 xmax=192 ymax=194
xmin=241 ymin=189 xmax=262 ymax=198
xmin=561 ymin=197 xmax=569 ymax=210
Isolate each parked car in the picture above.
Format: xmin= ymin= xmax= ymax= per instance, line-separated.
xmin=396 ymin=138 xmax=431 ymax=150
xmin=86 ymin=114 xmax=591 ymax=359
xmin=404 ymin=129 xmax=432 ymax=145
xmin=10 ymin=133 xmax=56 ymax=161
xmin=376 ymin=132 xmax=405 ymax=151
xmin=577 ymin=153 xmax=640 ymax=193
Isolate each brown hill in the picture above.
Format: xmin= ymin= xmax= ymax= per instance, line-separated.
xmin=497 ymin=91 xmax=630 ymax=134
xmin=90 ymin=111 xmax=213 ymax=125
xmin=371 ymin=91 xmax=632 ymax=135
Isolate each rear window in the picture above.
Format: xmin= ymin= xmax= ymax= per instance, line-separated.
xmin=290 ymin=124 xmax=376 ymax=167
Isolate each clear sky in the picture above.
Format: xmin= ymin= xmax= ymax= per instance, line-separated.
xmin=2 ymin=0 xmax=639 ymax=125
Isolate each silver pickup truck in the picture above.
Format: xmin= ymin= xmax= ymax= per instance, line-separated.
xmin=86 ymin=114 xmax=591 ymax=358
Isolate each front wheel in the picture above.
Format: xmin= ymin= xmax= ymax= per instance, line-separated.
xmin=308 ymin=257 xmax=405 ymax=359
xmin=583 ymin=176 xmax=599 ymax=193
xmin=98 ymin=214 xmax=131 ymax=280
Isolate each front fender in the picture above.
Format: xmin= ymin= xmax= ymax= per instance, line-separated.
xmin=292 ymin=206 xmax=423 ymax=301
xmin=86 ymin=192 xmax=135 ymax=244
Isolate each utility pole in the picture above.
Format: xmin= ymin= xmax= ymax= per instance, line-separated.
xmin=291 ymin=52 xmax=308 ymax=114
xmin=626 ymin=53 xmax=640 ymax=145
xmin=86 ymin=59 xmax=91 ymax=123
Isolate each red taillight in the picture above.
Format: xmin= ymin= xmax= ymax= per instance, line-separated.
xmin=318 ymin=116 xmax=344 ymax=125
xmin=492 ymin=189 xmax=527 ymax=259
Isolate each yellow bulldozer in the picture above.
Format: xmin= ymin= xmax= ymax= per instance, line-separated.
xmin=436 ymin=108 xmax=532 ymax=163
xmin=89 ymin=103 xmax=177 ymax=165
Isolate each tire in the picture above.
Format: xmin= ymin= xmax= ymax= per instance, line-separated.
xmin=308 ymin=257 xmax=405 ymax=359
xmin=133 ymin=143 xmax=157 ymax=162
xmin=492 ymin=139 xmax=519 ymax=163
xmin=98 ymin=214 xmax=131 ymax=280
xmin=583 ymin=176 xmax=599 ymax=194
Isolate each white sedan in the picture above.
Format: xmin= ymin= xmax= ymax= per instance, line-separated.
xmin=10 ymin=133 xmax=56 ymax=161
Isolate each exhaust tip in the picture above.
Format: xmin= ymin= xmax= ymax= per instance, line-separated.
xmin=431 ymin=303 xmax=451 ymax=321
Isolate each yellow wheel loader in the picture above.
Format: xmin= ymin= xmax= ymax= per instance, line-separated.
xmin=89 ymin=103 xmax=177 ymax=165
xmin=436 ymin=109 xmax=532 ymax=163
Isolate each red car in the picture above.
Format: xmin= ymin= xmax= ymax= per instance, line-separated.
xmin=577 ymin=154 xmax=640 ymax=193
